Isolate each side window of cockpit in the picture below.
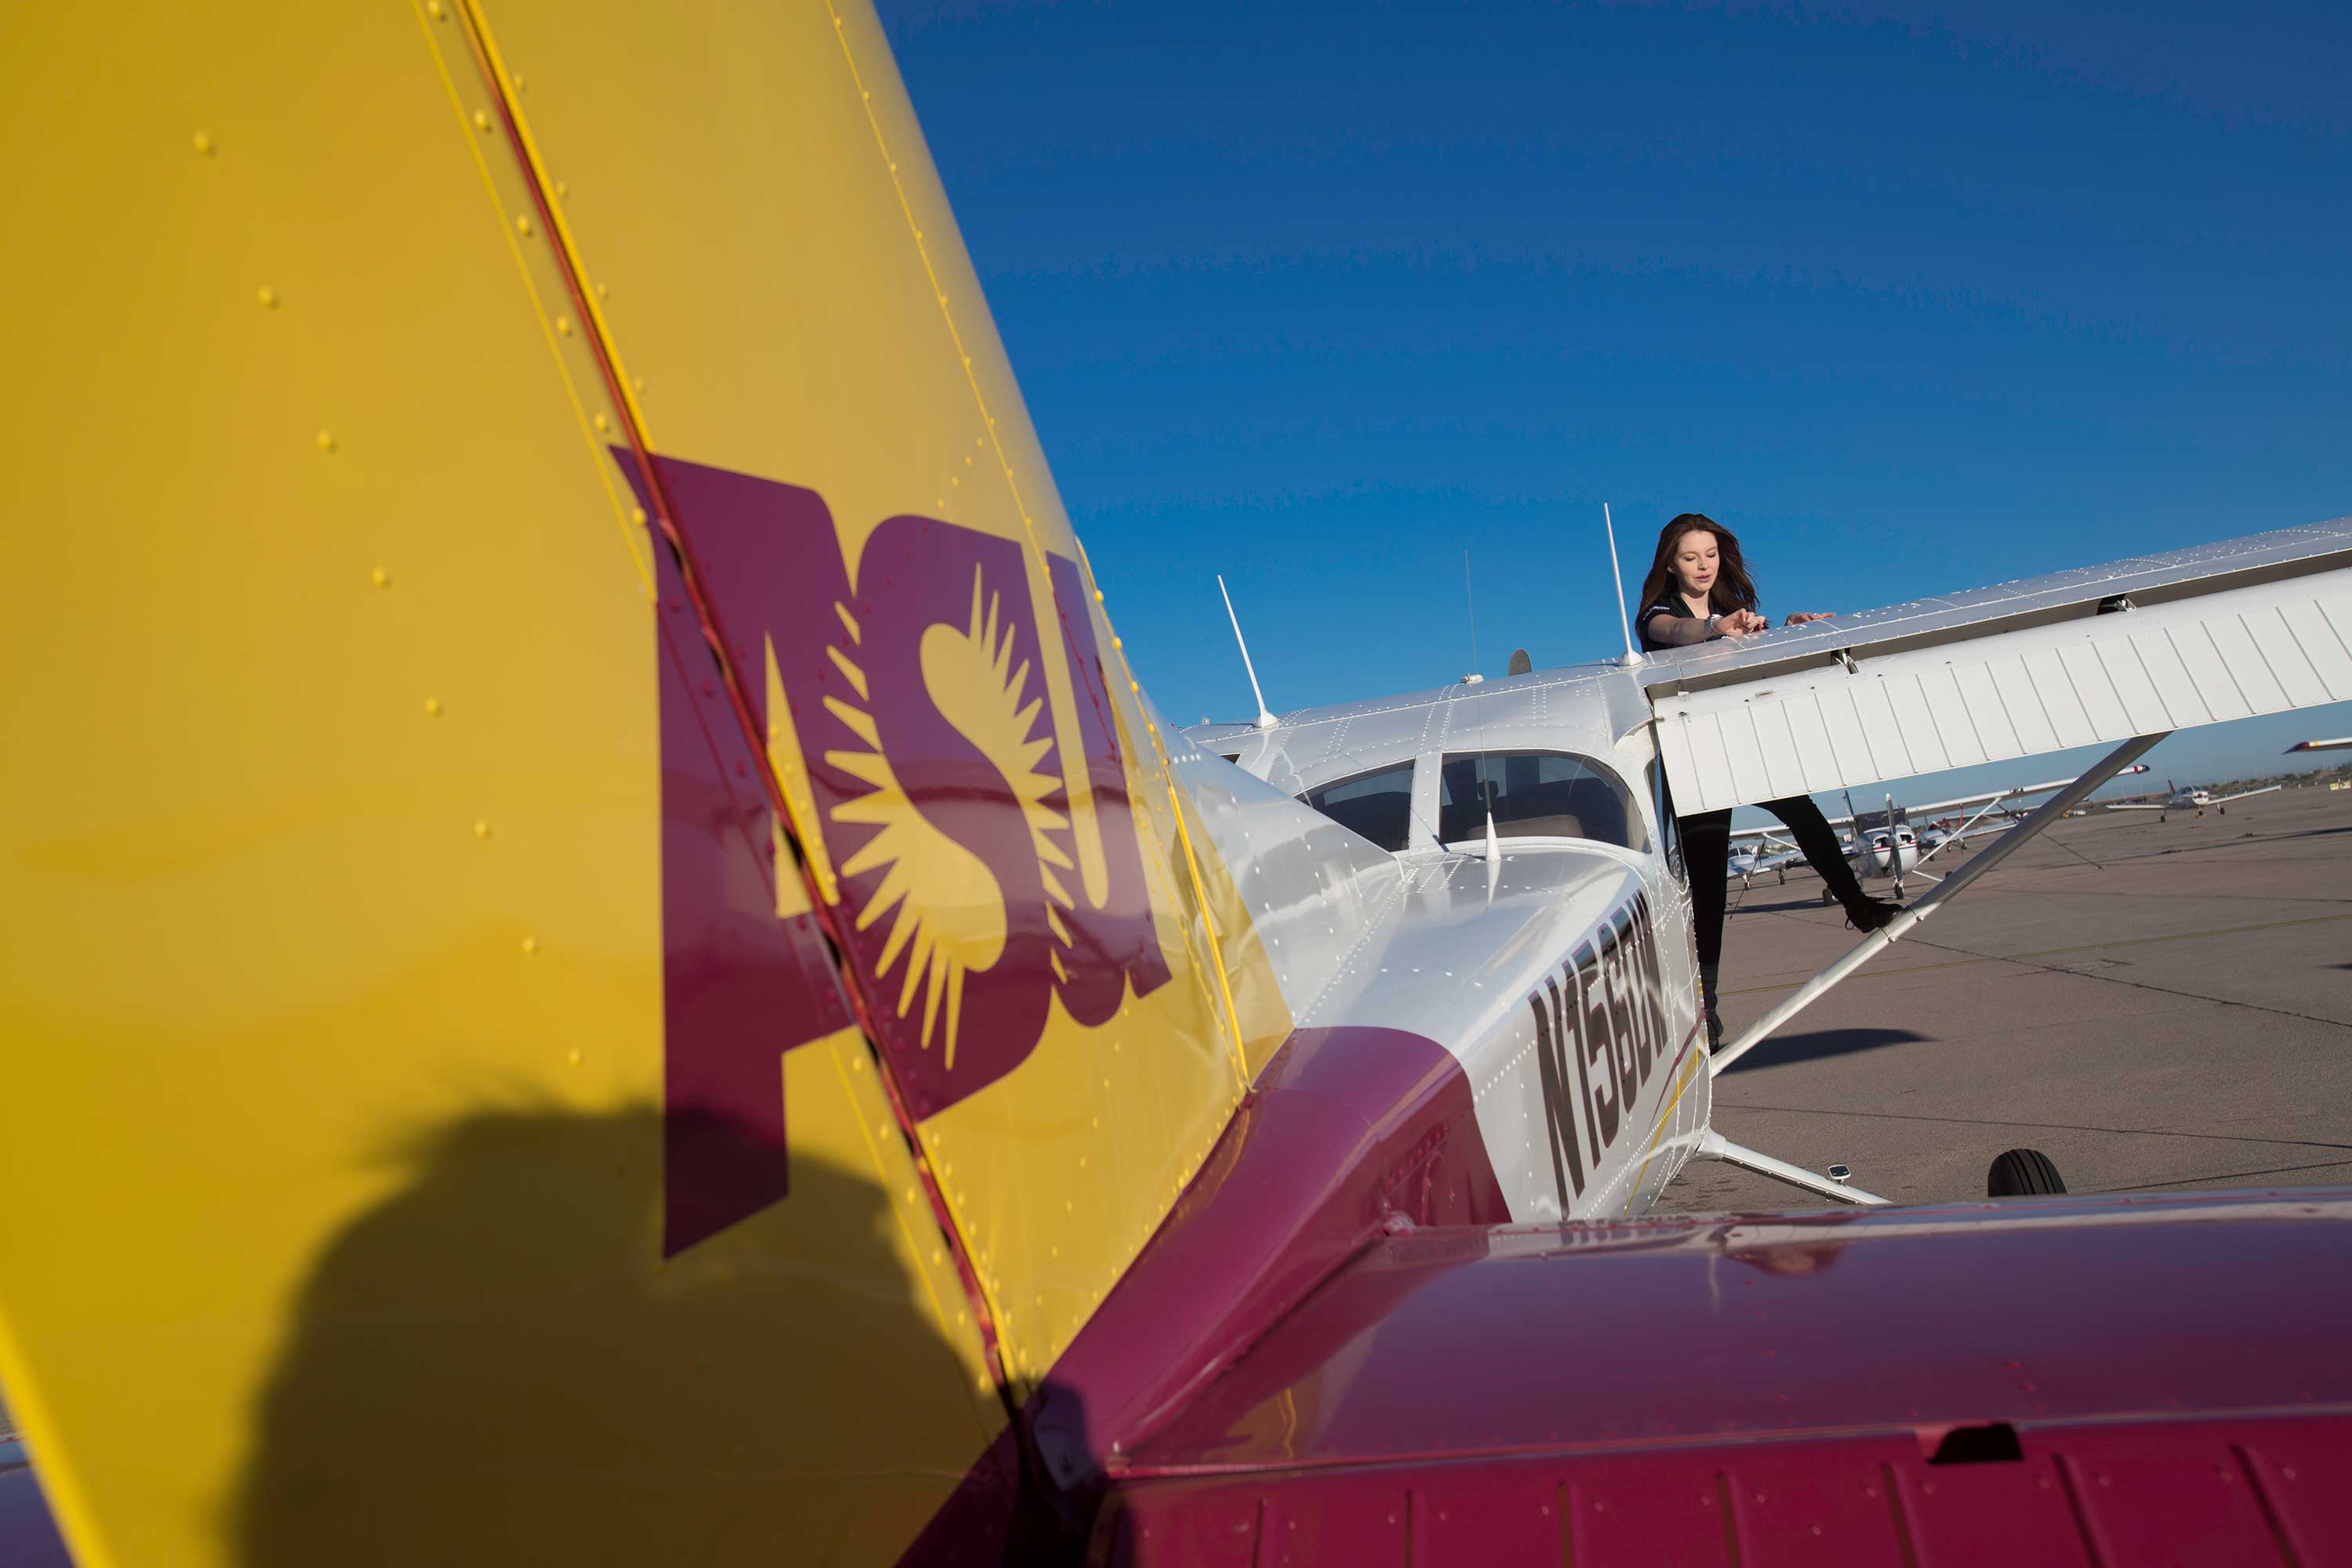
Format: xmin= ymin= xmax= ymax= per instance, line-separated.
xmin=1436 ymin=751 xmax=1648 ymax=852
xmin=1298 ymin=763 xmax=1415 ymax=852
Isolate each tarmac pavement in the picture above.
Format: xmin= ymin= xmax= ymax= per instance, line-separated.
xmin=1657 ymin=782 xmax=2352 ymax=1211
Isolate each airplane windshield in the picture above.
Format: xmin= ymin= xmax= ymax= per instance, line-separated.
xmin=1298 ymin=762 xmax=1417 ymax=851
xmin=1437 ymin=751 xmax=1646 ymax=852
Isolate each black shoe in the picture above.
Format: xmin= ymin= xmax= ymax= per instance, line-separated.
xmin=1704 ymin=1005 xmax=1726 ymax=1053
xmin=1844 ymin=894 xmax=1903 ymax=933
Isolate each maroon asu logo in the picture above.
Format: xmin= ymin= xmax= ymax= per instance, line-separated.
xmin=624 ymin=452 xmax=1171 ymax=1253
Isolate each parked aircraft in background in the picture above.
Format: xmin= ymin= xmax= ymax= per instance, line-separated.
xmin=1853 ymin=816 xmax=1922 ymax=884
xmin=1732 ymin=800 xmax=1929 ymax=900
xmin=2105 ymin=777 xmax=2282 ymax=819
xmin=1728 ymin=836 xmax=1806 ymax=882
xmin=1726 ymin=769 xmax=2151 ymax=895
xmin=9 ymin=7 xmax=2352 ymax=1566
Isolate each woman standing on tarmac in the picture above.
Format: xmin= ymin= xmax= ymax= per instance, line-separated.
xmin=1638 ymin=512 xmax=1901 ymax=1049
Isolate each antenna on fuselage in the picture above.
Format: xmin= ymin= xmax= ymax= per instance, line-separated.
xmin=1465 ymin=550 xmax=1499 ymax=864
xmin=1217 ymin=574 xmax=1278 ymax=730
xmin=1463 ymin=548 xmax=1481 ymax=683
xmin=1603 ymin=503 xmax=1642 ymax=668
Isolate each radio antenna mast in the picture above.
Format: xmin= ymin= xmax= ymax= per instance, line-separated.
xmin=1464 ymin=548 xmax=1481 ymax=681
xmin=1218 ymin=574 xmax=1279 ymax=730
xmin=1465 ymin=550 xmax=1500 ymax=864
xmin=1604 ymin=503 xmax=1641 ymax=666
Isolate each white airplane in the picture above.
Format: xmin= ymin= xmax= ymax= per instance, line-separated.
xmin=2103 ymin=775 xmax=2282 ymax=819
xmin=1853 ymin=816 xmax=1922 ymax=884
xmin=1727 ymin=836 xmax=1804 ymax=882
xmin=1202 ymin=524 xmax=2352 ymax=1163
xmin=2287 ymin=735 xmax=2352 ymax=753
xmin=1727 ymin=812 xmax=1926 ymax=897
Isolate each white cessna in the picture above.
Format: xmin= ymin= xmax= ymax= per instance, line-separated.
xmin=2103 ymin=775 xmax=2281 ymax=819
xmin=1194 ymin=517 xmax=2352 ymax=1208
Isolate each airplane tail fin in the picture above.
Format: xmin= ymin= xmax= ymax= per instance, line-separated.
xmin=0 ymin=5 xmax=1285 ymax=1563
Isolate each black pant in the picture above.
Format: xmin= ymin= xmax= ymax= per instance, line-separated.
xmin=1682 ymin=797 xmax=1868 ymax=969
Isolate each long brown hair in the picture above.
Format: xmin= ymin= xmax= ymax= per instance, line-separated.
xmin=1639 ymin=512 xmax=1759 ymax=617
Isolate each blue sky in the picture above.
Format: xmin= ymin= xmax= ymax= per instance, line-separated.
xmin=877 ymin=0 xmax=2352 ymax=803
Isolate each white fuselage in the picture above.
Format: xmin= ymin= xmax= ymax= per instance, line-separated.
xmin=1184 ymin=659 xmax=1711 ymax=1224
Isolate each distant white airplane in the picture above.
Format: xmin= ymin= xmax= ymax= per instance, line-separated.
xmin=2285 ymin=736 xmax=2352 ymax=753
xmin=2103 ymin=776 xmax=2281 ymax=820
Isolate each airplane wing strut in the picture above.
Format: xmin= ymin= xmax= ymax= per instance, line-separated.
xmin=1710 ymin=732 xmax=2167 ymax=1076
xmin=1914 ymin=793 xmax=2017 ymax=868
xmin=1692 ymin=1129 xmax=1889 ymax=1207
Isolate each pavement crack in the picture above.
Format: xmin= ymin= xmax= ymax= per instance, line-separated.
xmin=1714 ymin=1103 xmax=2352 ymax=1151
xmin=2088 ymin=1157 xmax=2352 ymax=1192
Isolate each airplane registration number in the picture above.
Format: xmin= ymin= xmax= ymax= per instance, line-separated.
xmin=1524 ymin=892 xmax=1681 ymax=1210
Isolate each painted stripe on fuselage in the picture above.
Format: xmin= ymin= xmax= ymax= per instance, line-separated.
xmin=1633 ymin=1029 xmax=1706 ymax=1196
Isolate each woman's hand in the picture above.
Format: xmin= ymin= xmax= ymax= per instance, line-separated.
xmin=1719 ymin=609 xmax=1769 ymax=637
xmin=1783 ymin=611 xmax=1836 ymax=627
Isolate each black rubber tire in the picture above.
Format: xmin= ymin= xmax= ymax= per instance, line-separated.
xmin=1987 ymin=1148 xmax=2066 ymax=1197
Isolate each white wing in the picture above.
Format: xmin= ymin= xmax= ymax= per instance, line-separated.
xmin=2206 ymin=784 xmax=2284 ymax=804
xmin=1646 ymin=520 xmax=2352 ymax=814
xmin=1902 ymin=768 xmax=2148 ymax=816
xmin=1730 ymin=823 xmax=1830 ymax=844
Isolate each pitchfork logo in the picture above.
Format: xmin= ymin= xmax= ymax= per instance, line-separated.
xmin=622 ymin=452 xmax=1171 ymax=1252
